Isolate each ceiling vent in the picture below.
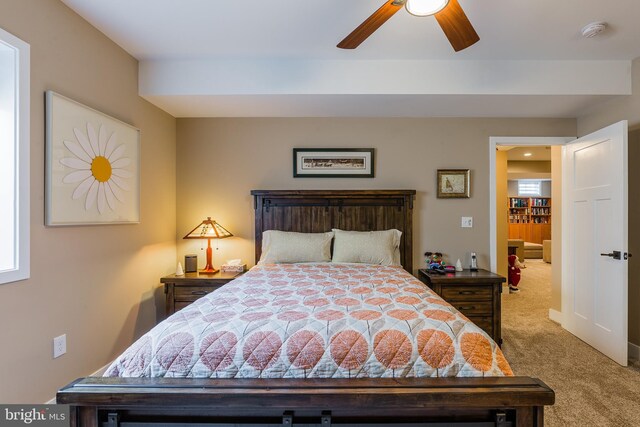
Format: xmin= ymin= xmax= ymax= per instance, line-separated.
xmin=581 ymin=22 xmax=607 ymax=38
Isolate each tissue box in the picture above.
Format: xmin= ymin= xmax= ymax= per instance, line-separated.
xmin=221 ymin=263 xmax=247 ymax=273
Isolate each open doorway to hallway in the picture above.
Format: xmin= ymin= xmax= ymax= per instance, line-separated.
xmin=503 ymin=146 xmax=553 ymax=296
xmin=490 ymin=137 xmax=570 ymax=326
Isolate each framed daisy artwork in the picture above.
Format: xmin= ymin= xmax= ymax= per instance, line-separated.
xmin=45 ymin=91 xmax=140 ymax=226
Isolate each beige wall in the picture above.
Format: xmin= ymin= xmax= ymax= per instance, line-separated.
xmin=176 ymin=118 xmax=575 ymax=276
xmin=577 ymin=57 xmax=640 ymax=347
xmin=496 ymin=151 xmax=508 ymax=278
xmin=0 ymin=0 xmax=177 ymax=402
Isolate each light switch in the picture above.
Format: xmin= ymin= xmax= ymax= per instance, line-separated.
xmin=461 ymin=217 xmax=473 ymax=228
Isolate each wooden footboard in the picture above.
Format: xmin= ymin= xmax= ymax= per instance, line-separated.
xmin=57 ymin=376 xmax=553 ymax=427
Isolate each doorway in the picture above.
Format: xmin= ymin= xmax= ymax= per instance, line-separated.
xmin=489 ymin=137 xmax=572 ymax=323
xmin=490 ymin=123 xmax=630 ymax=366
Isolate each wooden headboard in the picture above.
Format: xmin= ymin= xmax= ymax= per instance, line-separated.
xmin=251 ymin=190 xmax=416 ymax=273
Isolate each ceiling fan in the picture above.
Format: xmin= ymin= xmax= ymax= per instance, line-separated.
xmin=337 ymin=0 xmax=479 ymax=52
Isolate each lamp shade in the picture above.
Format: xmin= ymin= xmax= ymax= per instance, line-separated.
xmin=183 ymin=217 xmax=233 ymax=240
xmin=183 ymin=218 xmax=232 ymax=274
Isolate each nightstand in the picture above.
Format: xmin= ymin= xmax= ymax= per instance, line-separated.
xmin=161 ymin=271 xmax=243 ymax=317
xmin=417 ymin=268 xmax=505 ymax=346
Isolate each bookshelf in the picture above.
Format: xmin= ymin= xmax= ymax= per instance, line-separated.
xmin=508 ymin=197 xmax=551 ymax=244
xmin=508 ymin=197 xmax=530 ymax=224
xmin=530 ymin=197 xmax=551 ymax=224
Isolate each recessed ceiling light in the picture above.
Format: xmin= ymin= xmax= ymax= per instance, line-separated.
xmin=581 ymin=22 xmax=607 ymax=38
xmin=523 ymin=153 xmax=533 ymax=157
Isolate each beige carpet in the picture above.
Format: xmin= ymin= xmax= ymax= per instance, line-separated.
xmin=501 ymin=260 xmax=640 ymax=426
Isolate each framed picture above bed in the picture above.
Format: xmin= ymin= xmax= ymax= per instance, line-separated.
xmin=293 ymin=148 xmax=374 ymax=178
xmin=437 ymin=169 xmax=471 ymax=198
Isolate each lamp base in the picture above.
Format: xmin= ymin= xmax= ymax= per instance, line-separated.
xmin=200 ymin=241 xmax=218 ymax=274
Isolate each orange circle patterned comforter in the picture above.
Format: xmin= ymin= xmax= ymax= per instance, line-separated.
xmin=105 ymin=263 xmax=513 ymax=378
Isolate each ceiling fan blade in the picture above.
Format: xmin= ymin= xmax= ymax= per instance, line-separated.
xmin=434 ymin=0 xmax=479 ymax=52
xmin=337 ymin=0 xmax=404 ymax=49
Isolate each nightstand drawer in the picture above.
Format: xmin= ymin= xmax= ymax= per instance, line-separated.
xmin=174 ymin=301 xmax=195 ymax=312
xmin=162 ymin=271 xmax=244 ymax=318
xmin=174 ymin=286 xmax=218 ymax=301
xmin=441 ymin=286 xmax=492 ymax=301
xmin=467 ymin=316 xmax=493 ymax=336
xmin=449 ymin=301 xmax=492 ymax=316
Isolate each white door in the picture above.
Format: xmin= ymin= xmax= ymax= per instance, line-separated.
xmin=562 ymin=121 xmax=628 ymax=366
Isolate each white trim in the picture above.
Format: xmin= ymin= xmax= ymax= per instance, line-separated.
xmin=548 ymin=308 xmax=563 ymax=324
xmin=561 ymin=144 xmax=569 ymax=332
xmin=489 ymin=136 xmax=574 ymax=273
xmin=44 ymin=362 xmax=112 ymax=403
xmin=0 ymin=27 xmax=29 ymax=285
xmin=629 ymin=342 xmax=640 ymax=361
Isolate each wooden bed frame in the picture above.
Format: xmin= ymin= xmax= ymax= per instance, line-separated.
xmin=57 ymin=190 xmax=554 ymax=427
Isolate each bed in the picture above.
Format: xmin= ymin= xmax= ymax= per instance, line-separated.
xmin=57 ymin=190 xmax=554 ymax=427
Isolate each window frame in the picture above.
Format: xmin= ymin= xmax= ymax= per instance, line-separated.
xmin=0 ymin=27 xmax=30 ymax=285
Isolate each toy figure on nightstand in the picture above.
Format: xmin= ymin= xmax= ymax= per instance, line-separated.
xmin=508 ymin=254 xmax=523 ymax=293
xmin=425 ymin=251 xmax=456 ymax=274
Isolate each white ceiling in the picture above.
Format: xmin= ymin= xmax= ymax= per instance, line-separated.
xmin=61 ymin=0 xmax=640 ymax=118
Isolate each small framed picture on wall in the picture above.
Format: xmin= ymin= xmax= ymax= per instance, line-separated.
xmin=437 ymin=169 xmax=470 ymax=198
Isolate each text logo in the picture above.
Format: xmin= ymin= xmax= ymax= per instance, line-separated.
xmin=0 ymin=406 xmax=68 ymax=427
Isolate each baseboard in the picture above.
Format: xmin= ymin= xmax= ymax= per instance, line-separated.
xmin=44 ymin=362 xmax=112 ymax=404
xmin=548 ymin=308 xmax=563 ymax=324
xmin=630 ymin=342 xmax=640 ymax=361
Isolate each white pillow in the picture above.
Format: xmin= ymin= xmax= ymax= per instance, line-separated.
xmin=331 ymin=229 xmax=402 ymax=266
xmin=258 ymin=230 xmax=334 ymax=264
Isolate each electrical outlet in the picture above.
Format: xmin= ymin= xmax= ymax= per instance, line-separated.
xmin=461 ymin=217 xmax=473 ymax=228
xmin=53 ymin=334 xmax=66 ymax=358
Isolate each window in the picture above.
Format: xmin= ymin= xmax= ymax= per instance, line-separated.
xmin=0 ymin=28 xmax=29 ymax=285
xmin=518 ymin=180 xmax=541 ymax=197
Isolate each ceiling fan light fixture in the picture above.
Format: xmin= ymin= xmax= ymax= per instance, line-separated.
xmin=405 ymin=0 xmax=450 ymax=17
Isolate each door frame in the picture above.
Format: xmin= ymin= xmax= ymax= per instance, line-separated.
xmin=488 ymin=136 xmax=574 ymax=303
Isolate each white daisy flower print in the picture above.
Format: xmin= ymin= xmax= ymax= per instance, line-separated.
xmin=60 ymin=122 xmax=132 ymax=214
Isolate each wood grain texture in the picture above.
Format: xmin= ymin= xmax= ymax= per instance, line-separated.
xmin=418 ymin=269 xmax=505 ymax=345
xmin=337 ymin=0 xmax=403 ymax=49
xmin=162 ymin=272 xmax=243 ymax=316
xmin=434 ymin=0 xmax=480 ymax=52
xmin=252 ymin=190 xmax=415 ymax=272
xmin=57 ymin=376 xmax=553 ymax=426
xmin=509 ymin=223 xmax=551 ymax=244
xmin=58 ymin=376 xmax=554 ymax=409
